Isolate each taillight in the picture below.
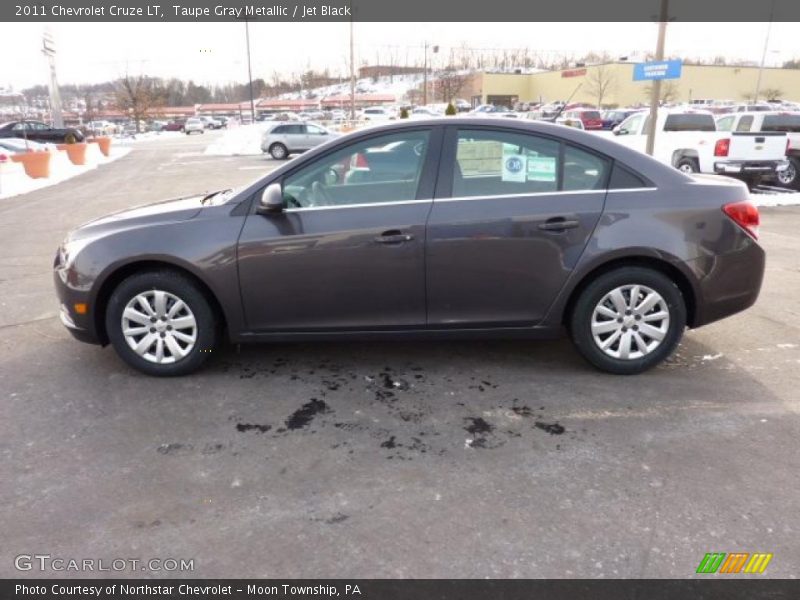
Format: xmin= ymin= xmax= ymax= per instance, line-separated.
xmin=353 ymin=152 xmax=368 ymax=168
xmin=714 ymin=138 xmax=730 ymax=157
xmin=0 ymin=153 xmax=7 ymax=163
xmin=723 ymin=201 xmax=760 ymax=239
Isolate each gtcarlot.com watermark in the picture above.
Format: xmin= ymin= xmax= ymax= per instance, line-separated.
xmin=14 ymin=554 xmax=194 ymax=573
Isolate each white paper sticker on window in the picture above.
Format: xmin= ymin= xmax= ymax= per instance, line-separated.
xmin=502 ymin=145 xmax=527 ymax=182
xmin=527 ymin=156 xmax=557 ymax=182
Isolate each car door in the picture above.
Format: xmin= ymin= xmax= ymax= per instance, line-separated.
xmin=283 ymin=124 xmax=306 ymax=151
xmin=304 ymin=123 xmax=330 ymax=150
xmin=425 ymin=125 xmax=609 ymax=327
xmin=237 ymin=126 xmax=441 ymax=332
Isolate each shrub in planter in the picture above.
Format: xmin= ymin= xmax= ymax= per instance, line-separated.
xmin=445 ymin=103 xmax=457 ymax=116
xmin=400 ymin=107 xmax=409 ymax=119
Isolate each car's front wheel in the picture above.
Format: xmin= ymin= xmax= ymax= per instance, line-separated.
xmin=105 ymin=270 xmax=217 ymax=376
xmin=569 ymin=267 xmax=686 ymax=375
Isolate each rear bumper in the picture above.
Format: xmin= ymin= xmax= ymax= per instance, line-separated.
xmin=689 ymin=239 xmax=766 ymax=328
xmin=714 ymin=160 xmax=789 ymax=175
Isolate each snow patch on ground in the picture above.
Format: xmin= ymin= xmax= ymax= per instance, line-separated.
xmin=112 ymin=131 xmax=185 ymax=144
xmin=203 ymin=123 xmax=272 ymax=156
xmin=751 ymin=192 xmax=800 ymax=207
xmin=0 ymin=145 xmax=131 ymax=200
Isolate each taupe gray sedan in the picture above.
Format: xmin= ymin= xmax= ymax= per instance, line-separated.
xmin=54 ymin=118 xmax=765 ymax=376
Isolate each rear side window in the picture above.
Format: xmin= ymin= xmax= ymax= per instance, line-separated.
xmin=271 ymin=125 xmax=287 ymax=134
xmin=663 ymin=114 xmax=716 ymax=132
xmin=452 ymin=129 xmax=611 ymax=196
xmin=762 ymin=114 xmax=800 ymax=132
xmin=608 ymin=163 xmax=649 ymax=189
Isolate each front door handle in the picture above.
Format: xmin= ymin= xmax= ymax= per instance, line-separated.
xmin=374 ymin=230 xmax=414 ymax=244
xmin=538 ymin=217 xmax=580 ymax=232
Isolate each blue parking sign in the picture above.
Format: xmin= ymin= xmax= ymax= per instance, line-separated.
xmin=633 ymin=60 xmax=682 ymax=81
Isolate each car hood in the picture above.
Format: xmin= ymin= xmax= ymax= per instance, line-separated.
xmin=67 ymin=194 xmax=207 ymax=241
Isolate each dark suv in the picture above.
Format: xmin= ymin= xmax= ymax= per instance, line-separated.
xmin=54 ymin=119 xmax=765 ymax=376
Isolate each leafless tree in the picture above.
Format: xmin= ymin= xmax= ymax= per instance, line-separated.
xmin=643 ymin=80 xmax=680 ymax=104
xmin=115 ymin=73 xmax=163 ymax=132
xmin=761 ymin=87 xmax=784 ymax=101
xmin=436 ymin=69 xmax=469 ymax=103
xmin=585 ymin=63 xmax=616 ymax=108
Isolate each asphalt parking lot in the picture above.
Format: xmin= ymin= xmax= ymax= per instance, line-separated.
xmin=1 ymin=131 xmax=799 ymax=578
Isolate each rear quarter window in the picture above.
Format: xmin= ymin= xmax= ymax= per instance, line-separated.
xmin=663 ymin=114 xmax=716 ymax=132
xmin=762 ymin=114 xmax=800 ymax=132
xmin=608 ymin=163 xmax=650 ymax=189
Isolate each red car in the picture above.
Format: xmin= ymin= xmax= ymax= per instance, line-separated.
xmin=162 ymin=119 xmax=186 ymax=132
xmin=562 ymin=109 xmax=604 ymax=130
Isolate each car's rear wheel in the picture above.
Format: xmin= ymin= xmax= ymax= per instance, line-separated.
xmin=676 ymin=157 xmax=699 ymax=174
xmin=569 ymin=267 xmax=686 ymax=375
xmin=270 ymin=143 xmax=288 ymax=160
xmin=776 ymin=156 xmax=800 ymax=190
xmin=106 ymin=270 xmax=217 ymax=376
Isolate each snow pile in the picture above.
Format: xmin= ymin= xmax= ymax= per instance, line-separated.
xmin=112 ymin=131 xmax=185 ymax=144
xmin=751 ymin=191 xmax=800 ymax=207
xmin=0 ymin=144 xmax=131 ymax=200
xmin=204 ymin=123 xmax=273 ymax=156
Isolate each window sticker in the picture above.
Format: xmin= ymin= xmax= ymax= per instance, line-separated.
xmin=527 ymin=156 xmax=557 ymax=182
xmin=502 ymin=144 xmax=527 ymax=182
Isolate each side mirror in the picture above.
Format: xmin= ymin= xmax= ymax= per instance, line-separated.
xmin=257 ymin=182 xmax=285 ymax=214
xmin=612 ymin=125 xmax=622 ymax=135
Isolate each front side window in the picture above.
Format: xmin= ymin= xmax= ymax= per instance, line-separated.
xmin=716 ymin=116 xmax=735 ymax=132
xmin=306 ymin=124 xmax=327 ymax=135
xmin=282 ymin=130 xmax=430 ymax=209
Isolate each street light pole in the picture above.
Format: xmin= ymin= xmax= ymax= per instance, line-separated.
xmin=350 ymin=16 xmax=356 ymax=120
xmin=423 ymin=42 xmax=428 ymax=106
xmin=645 ymin=0 xmax=669 ymax=157
xmin=245 ymin=20 xmax=255 ymax=123
xmin=754 ymin=0 xmax=776 ymax=103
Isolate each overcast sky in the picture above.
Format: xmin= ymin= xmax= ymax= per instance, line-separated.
xmin=2 ymin=22 xmax=799 ymax=90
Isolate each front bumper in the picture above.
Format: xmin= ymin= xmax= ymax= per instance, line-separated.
xmin=714 ymin=160 xmax=790 ymax=175
xmin=59 ymin=303 xmax=100 ymax=344
xmin=54 ymin=268 xmax=102 ymax=345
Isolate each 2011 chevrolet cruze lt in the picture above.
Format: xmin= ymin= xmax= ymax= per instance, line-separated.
xmin=54 ymin=118 xmax=765 ymax=376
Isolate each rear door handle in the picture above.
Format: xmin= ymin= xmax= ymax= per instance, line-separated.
xmin=538 ymin=217 xmax=580 ymax=232
xmin=374 ymin=230 xmax=414 ymax=244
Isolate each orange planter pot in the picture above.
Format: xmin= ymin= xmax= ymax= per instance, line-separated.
xmin=90 ymin=136 xmax=112 ymax=157
xmin=10 ymin=151 xmax=51 ymax=179
xmin=57 ymin=142 xmax=88 ymax=166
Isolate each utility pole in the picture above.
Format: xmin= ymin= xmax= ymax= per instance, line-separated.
xmin=245 ymin=20 xmax=255 ymax=123
xmin=423 ymin=42 xmax=428 ymax=106
xmin=349 ymin=17 xmax=356 ymax=120
xmin=41 ymin=28 xmax=63 ymax=128
xmin=754 ymin=0 xmax=776 ymax=103
xmin=645 ymin=0 xmax=669 ymax=157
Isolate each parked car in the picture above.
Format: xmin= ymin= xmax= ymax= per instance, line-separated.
xmin=199 ymin=116 xmax=222 ymax=130
xmin=54 ymin=118 xmax=765 ymax=376
xmin=86 ymin=120 xmax=118 ymax=135
xmin=261 ymin=122 xmax=337 ymax=159
xmin=601 ymin=109 xmax=640 ymax=130
xmin=611 ymin=109 xmax=789 ymax=185
xmin=162 ymin=120 xmax=186 ymax=132
xmin=0 ymin=120 xmax=84 ymax=144
xmin=716 ymin=111 xmax=800 ymax=190
xmin=184 ymin=118 xmax=205 ymax=135
xmin=562 ymin=109 xmax=604 ymax=130
xmin=361 ymin=107 xmax=396 ymax=122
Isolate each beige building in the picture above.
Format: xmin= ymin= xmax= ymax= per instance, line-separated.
xmin=464 ymin=63 xmax=800 ymax=108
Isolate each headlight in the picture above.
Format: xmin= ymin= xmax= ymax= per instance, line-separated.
xmin=57 ymin=237 xmax=97 ymax=270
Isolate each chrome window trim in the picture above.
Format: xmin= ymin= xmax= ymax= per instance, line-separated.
xmin=280 ymin=187 xmax=657 ymax=212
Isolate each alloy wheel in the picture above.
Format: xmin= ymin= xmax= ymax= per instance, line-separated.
xmin=590 ymin=284 xmax=670 ymax=360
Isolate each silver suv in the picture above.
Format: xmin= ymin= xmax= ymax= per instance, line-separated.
xmin=184 ymin=117 xmax=205 ymax=135
xmin=261 ymin=122 xmax=336 ymax=159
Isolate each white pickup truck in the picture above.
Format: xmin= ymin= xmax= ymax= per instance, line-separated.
xmin=609 ymin=109 xmax=789 ymax=185
xmin=716 ymin=111 xmax=800 ymax=190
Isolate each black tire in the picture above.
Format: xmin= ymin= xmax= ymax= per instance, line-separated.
xmin=775 ymin=156 xmax=800 ymax=191
xmin=105 ymin=270 xmax=217 ymax=376
xmin=270 ymin=143 xmax=289 ymax=160
xmin=569 ymin=267 xmax=686 ymax=375
xmin=676 ymin=157 xmax=699 ymax=174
